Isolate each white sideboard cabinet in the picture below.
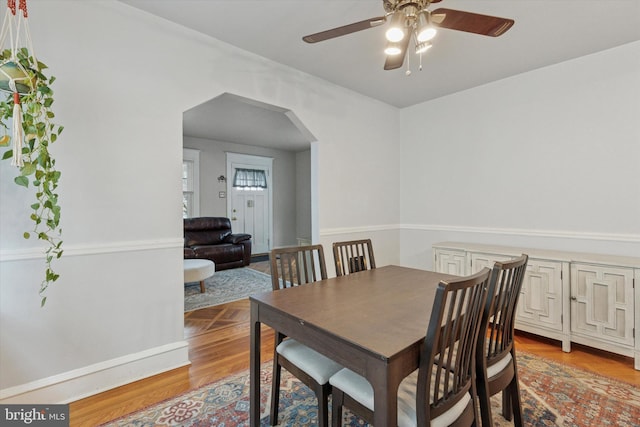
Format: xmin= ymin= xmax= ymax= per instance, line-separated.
xmin=432 ymin=242 xmax=640 ymax=370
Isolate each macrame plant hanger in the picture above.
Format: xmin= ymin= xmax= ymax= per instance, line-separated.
xmin=0 ymin=0 xmax=37 ymax=167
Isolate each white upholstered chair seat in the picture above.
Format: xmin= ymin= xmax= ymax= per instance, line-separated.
xmin=329 ymin=368 xmax=472 ymax=427
xmin=486 ymin=351 xmax=513 ymax=379
xmin=276 ymin=339 xmax=343 ymax=384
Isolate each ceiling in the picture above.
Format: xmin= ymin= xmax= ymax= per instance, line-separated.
xmin=120 ymin=0 xmax=640 ymax=149
xmin=183 ymin=93 xmax=314 ymax=151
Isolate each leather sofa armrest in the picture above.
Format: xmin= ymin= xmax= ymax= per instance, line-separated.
xmin=225 ymin=233 xmax=251 ymax=244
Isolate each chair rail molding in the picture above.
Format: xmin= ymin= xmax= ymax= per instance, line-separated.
xmin=0 ymin=238 xmax=184 ymax=261
xmin=401 ymin=224 xmax=640 ymax=243
xmin=320 ymin=224 xmax=639 ymax=244
xmin=320 ymin=224 xmax=397 ymax=236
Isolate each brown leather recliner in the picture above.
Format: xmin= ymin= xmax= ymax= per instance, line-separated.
xmin=183 ymin=217 xmax=252 ymax=271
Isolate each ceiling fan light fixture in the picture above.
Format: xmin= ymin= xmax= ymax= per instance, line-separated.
xmin=384 ymin=41 xmax=403 ymax=56
xmin=300 ymin=2 xmax=515 ymax=74
xmin=415 ymin=41 xmax=432 ymax=54
xmin=416 ymin=11 xmax=437 ymax=42
xmin=385 ymin=12 xmax=406 ymax=42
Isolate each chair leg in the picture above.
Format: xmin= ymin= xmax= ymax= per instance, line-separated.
xmin=502 ymin=388 xmax=513 ymax=421
xmin=199 ymin=280 xmax=205 ymax=293
xmin=270 ymin=358 xmax=281 ymax=426
xmin=315 ymin=383 xmax=331 ymax=427
xmin=476 ymin=377 xmax=494 ymax=427
xmin=331 ymin=387 xmax=344 ymax=427
xmin=509 ymin=376 xmax=524 ymax=427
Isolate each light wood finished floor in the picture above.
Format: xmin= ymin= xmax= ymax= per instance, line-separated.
xmin=69 ymin=261 xmax=640 ymax=426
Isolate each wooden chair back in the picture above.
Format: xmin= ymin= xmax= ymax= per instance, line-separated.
xmin=475 ymin=254 xmax=528 ymax=427
xmin=482 ymin=255 xmax=528 ymax=368
xmin=268 ymin=244 xmax=333 ymax=427
xmin=269 ymin=244 xmax=328 ymax=290
xmin=332 ymin=239 xmax=376 ymax=276
xmin=415 ymin=267 xmax=491 ymax=426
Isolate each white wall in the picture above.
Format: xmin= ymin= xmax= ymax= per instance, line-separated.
xmin=0 ymin=1 xmax=400 ymax=402
xmin=399 ymin=41 xmax=640 ymax=269
xmin=296 ymin=150 xmax=312 ymax=242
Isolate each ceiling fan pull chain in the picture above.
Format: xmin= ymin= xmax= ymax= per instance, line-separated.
xmin=405 ymin=48 xmax=411 ymax=76
xmin=419 ymin=51 xmax=423 ymax=71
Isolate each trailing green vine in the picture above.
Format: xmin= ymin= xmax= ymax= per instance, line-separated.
xmin=0 ymin=47 xmax=63 ymax=306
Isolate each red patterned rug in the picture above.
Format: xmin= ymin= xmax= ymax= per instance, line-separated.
xmin=101 ymin=352 xmax=640 ymax=426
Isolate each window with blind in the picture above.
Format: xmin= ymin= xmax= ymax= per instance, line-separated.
xmin=182 ymin=148 xmax=200 ymax=217
xmin=233 ymin=168 xmax=267 ymax=191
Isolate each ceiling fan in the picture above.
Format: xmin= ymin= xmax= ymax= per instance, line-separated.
xmin=302 ymin=0 xmax=514 ymax=71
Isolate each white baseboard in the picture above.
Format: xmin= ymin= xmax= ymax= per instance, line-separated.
xmin=0 ymin=341 xmax=190 ymax=404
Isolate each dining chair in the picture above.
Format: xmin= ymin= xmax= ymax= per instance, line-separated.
xmin=476 ymin=254 xmax=528 ymax=427
xmin=329 ymin=268 xmax=491 ymax=427
xmin=332 ymin=239 xmax=376 ymax=276
xmin=268 ymin=244 xmax=343 ymax=427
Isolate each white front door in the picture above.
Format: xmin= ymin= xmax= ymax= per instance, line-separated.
xmin=227 ymin=154 xmax=273 ymax=255
xmin=231 ymin=187 xmax=269 ymax=253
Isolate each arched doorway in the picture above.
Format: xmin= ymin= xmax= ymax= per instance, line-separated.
xmin=182 ymin=93 xmax=318 ymax=250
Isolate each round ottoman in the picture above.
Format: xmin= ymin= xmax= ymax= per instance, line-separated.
xmin=184 ymin=259 xmax=215 ymax=293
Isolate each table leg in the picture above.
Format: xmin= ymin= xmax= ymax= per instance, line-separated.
xmin=250 ymin=302 xmax=261 ymax=427
xmin=371 ymin=364 xmax=399 ymax=426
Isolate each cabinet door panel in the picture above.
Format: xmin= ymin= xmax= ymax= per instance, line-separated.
xmin=469 ymin=252 xmax=512 ymax=273
xmin=516 ymin=260 xmax=564 ymax=332
xmin=570 ymin=264 xmax=634 ymax=347
xmin=434 ymin=249 xmax=466 ymax=275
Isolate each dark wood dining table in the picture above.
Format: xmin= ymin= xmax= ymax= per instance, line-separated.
xmin=249 ymin=264 xmax=457 ymax=426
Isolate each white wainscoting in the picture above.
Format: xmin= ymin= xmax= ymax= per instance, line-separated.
xmin=319 ymin=224 xmax=639 ymax=273
xmin=0 ymin=238 xmax=187 ymax=404
xmin=399 ymin=224 xmax=640 ymax=271
xmin=0 ymin=342 xmax=190 ymax=403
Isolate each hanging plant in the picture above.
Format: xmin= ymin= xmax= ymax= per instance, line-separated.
xmin=0 ymin=0 xmax=63 ymax=306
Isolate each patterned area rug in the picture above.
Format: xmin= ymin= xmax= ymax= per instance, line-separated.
xmin=184 ymin=267 xmax=272 ymax=312
xmin=101 ymin=352 xmax=640 ymax=426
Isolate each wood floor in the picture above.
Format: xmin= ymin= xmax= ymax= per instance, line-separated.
xmin=69 ymin=261 xmax=640 ymax=427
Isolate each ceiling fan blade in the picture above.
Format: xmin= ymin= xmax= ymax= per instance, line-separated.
xmin=302 ymin=16 xmax=386 ymax=43
xmin=383 ymin=34 xmax=410 ymax=70
xmin=431 ymin=8 xmax=514 ymax=37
